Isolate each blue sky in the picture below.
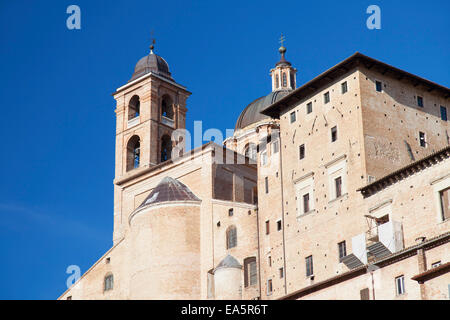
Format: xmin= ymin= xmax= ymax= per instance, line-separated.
xmin=0 ymin=0 xmax=448 ymax=299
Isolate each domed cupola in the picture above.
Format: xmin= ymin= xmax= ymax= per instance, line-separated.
xmin=129 ymin=40 xmax=173 ymax=82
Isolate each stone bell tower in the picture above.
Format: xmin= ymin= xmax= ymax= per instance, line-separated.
xmin=270 ymin=35 xmax=297 ymax=92
xmin=111 ymin=40 xmax=191 ymax=243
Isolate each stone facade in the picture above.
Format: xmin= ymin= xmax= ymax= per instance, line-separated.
xmin=58 ymin=48 xmax=449 ymax=300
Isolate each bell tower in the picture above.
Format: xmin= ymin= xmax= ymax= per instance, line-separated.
xmin=111 ymin=39 xmax=191 ymax=243
xmin=270 ymin=34 xmax=297 ymax=91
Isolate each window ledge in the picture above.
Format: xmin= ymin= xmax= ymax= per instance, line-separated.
xmin=328 ymin=193 xmax=348 ymax=205
xmin=127 ymin=116 xmax=140 ymax=128
xmin=296 ymin=209 xmax=316 ymax=220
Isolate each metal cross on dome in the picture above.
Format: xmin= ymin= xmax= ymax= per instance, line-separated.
xmin=279 ymin=33 xmax=286 ymax=46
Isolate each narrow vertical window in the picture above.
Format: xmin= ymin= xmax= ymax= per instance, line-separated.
xmin=341 ymin=81 xmax=348 ymax=94
xmin=277 ymin=220 xmax=282 ymax=231
xmin=104 ymin=274 xmax=114 ymax=291
xmin=331 ymin=126 xmax=338 ymax=142
xmin=279 ymin=267 xmax=284 ymax=278
xmin=268 ymin=255 xmax=272 ymax=266
xmin=275 ymin=74 xmax=279 ymax=88
xmin=260 ymin=150 xmax=267 ymax=166
xmin=267 ymin=279 xmax=273 ymax=295
xmin=440 ymin=106 xmax=447 ymax=121
xmin=228 ymin=208 xmax=234 ymax=217
xmin=226 ymin=226 xmax=237 ymax=249
xmin=244 ymin=257 xmax=257 ymax=287
xmin=324 ymin=91 xmax=330 ymax=104
xmin=338 ymin=241 xmax=347 ymax=261
xmin=419 ymin=132 xmax=426 ymax=147
xmin=290 ymin=73 xmax=295 ymax=89
xmin=272 ymin=140 xmax=279 ymax=154
xmin=395 ymin=275 xmax=405 ymax=295
xmin=265 ymin=177 xmax=269 ymax=194
xmin=290 ymin=111 xmax=296 ymax=123
xmin=282 ymin=73 xmax=287 ymax=87
xmin=299 ymin=144 xmax=305 ymax=160
xmin=417 ymin=96 xmax=423 ymax=107
xmin=127 ymin=135 xmax=141 ymax=171
xmin=306 ymin=102 xmax=313 ymax=114
xmin=303 ymin=193 xmax=310 ymax=213
xmin=440 ymin=187 xmax=450 ymax=221
xmin=375 ymin=81 xmax=382 ymax=92
xmin=265 ymin=220 xmax=270 ymax=235
xmin=306 ymin=256 xmax=313 ymax=277
xmin=335 ymin=176 xmax=342 ymax=198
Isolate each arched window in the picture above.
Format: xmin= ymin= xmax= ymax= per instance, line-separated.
xmin=290 ymin=73 xmax=295 ymax=89
xmin=161 ymin=95 xmax=174 ymax=119
xmin=244 ymin=257 xmax=257 ymax=287
xmin=128 ymin=95 xmax=140 ymax=120
xmin=104 ymin=274 xmax=114 ymax=291
xmin=226 ymin=225 xmax=237 ymax=249
xmin=282 ymin=73 xmax=287 ymax=87
xmin=275 ymin=74 xmax=279 ymax=88
xmin=244 ymin=143 xmax=257 ymax=162
xmin=160 ymin=135 xmax=172 ymax=163
xmin=126 ymin=135 xmax=140 ymax=171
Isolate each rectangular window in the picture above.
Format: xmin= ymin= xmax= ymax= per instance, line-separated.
xmin=307 ymin=102 xmax=313 ymax=114
xmin=290 ymin=111 xmax=296 ymax=123
xmin=419 ymin=131 xmax=426 ymax=147
xmin=261 ymin=150 xmax=267 ymax=166
xmin=265 ymin=177 xmax=269 ymax=194
xmin=375 ymin=81 xmax=382 ymax=92
xmin=306 ymin=256 xmax=313 ymax=277
xmin=249 ymin=261 xmax=257 ymax=286
xmin=395 ymin=275 xmax=405 ymax=295
xmin=299 ymin=144 xmax=305 ymax=160
xmin=267 ymin=279 xmax=273 ymax=295
xmin=432 ymin=261 xmax=441 ymax=268
xmin=268 ymin=255 xmax=272 ymax=267
xmin=279 ymin=267 xmax=284 ymax=278
xmin=360 ymin=288 xmax=370 ymax=300
xmin=228 ymin=208 xmax=233 ymax=216
xmin=265 ymin=220 xmax=270 ymax=235
xmin=272 ymin=140 xmax=279 ymax=154
xmin=341 ymin=81 xmax=348 ymax=94
xmin=331 ymin=126 xmax=337 ymax=142
xmin=335 ymin=176 xmax=342 ymax=198
xmin=277 ymin=220 xmax=282 ymax=231
xmin=440 ymin=187 xmax=450 ymax=221
xmin=417 ymin=96 xmax=423 ymax=107
xmin=303 ymin=193 xmax=310 ymax=213
xmin=441 ymin=106 xmax=448 ymax=121
xmin=338 ymin=241 xmax=347 ymax=261
xmin=324 ymin=91 xmax=330 ymax=104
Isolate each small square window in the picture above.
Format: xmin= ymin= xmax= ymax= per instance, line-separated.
xmin=375 ymin=81 xmax=382 ymax=92
xmin=341 ymin=81 xmax=348 ymax=94
xmin=228 ymin=208 xmax=234 ymax=217
xmin=440 ymin=106 xmax=447 ymax=121
xmin=277 ymin=220 xmax=282 ymax=231
xmin=419 ymin=132 xmax=426 ymax=147
xmin=324 ymin=92 xmax=330 ymax=104
xmin=417 ymin=96 xmax=423 ymax=107
xmin=299 ymin=144 xmax=305 ymax=160
xmin=307 ymin=102 xmax=313 ymax=114
xmin=331 ymin=126 xmax=338 ymax=142
xmin=290 ymin=111 xmax=296 ymax=123
xmin=395 ymin=275 xmax=405 ymax=295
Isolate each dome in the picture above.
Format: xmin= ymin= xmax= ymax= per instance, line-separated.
xmin=235 ymin=90 xmax=291 ymax=131
xmin=215 ymin=254 xmax=242 ymax=271
xmin=135 ymin=176 xmax=201 ymax=212
xmin=129 ymin=52 xmax=173 ymax=82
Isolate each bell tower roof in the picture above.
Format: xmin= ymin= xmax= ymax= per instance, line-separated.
xmin=270 ymin=34 xmax=297 ymax=92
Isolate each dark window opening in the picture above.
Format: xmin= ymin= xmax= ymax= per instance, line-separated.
xmin=290 ymin=111 xmax=296 ymax=123
xmin=440 ymin=187 xmax=450 ymax=221
xmin=303 ymin=193 xmax=310 ymax=213
xmin=226 ymin=226 xmax=237 ymax=249
xmin=128 ymin=95 xmax=140 ymax=120
xmin=279 ymin=267 xmax=284 ymax=278
xmin=161 ymin=96 xmax=174 ymax=119
xmin=282 ymin=73 xmax=287 ymax=87
xmin=375 ymin=81 xmax=382 ymax=92
xmin=228 ymin=208 xmax=234 ymax=217
xmin=331 ymin=126 xmax=338 ymax=142
xmin=299 ymin=144 xmax=305 ymax=159
xmin=277 ymin=220 xmax=282 ymax=231
xmin=267 ymin=279 xmax=273 ymax=295
xmin=244 ymin=257 xmax=257 ymax=287
xmin=341 ymin=81 xmax=348 ymax=94
xmin=126 ymin=136 xmax=140 ymax=171
xmin=440 ymin=106 xmax=447 ymax=121
xmin=324 ymin=91 xmax=330 ymax=104
xmin=306 ymin=256 xmax=313 ymax=277
xmin=160 ymin=135 xmax=172 ymax=162
xmin=307 ymin=102 xmax=312 ymax=114
xmin=338 ymin=241 xmax=347 ymax=261
xmin=104 ymin=274 xmax=114 ymax=291
xmin=417 ymin=96 xmax=423 ymax=107
xmin=335 ymin=176 xmax=342 ymax=198
xmin=419 ymin=132 xmax=426 ymax=147
xmin=265 ymin=220 xmax=270 ymax=235
xmin=265 ymin=177 xmax=269 ymax=194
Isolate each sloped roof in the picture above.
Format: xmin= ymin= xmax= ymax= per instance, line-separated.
xmin=215 ymin=254 xmax=242 ymax=271
xmin=136 ymin=176 xmax=201 ymax=211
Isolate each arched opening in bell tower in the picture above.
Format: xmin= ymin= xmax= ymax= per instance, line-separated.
xmin=126 ymin=135 xmax=141 ymax=171
xmin=128 ymin=95 xmax=140 ymax=120
xmin=160 ymin=134 xmax=172 ymax=162
xmin=161 ymin=95 xmax=174 ymax=120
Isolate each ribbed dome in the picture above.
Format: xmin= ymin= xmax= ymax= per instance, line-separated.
xmin=235 ymin=90 xmax=291 ymax=131
xmin=135 ymin=177 xmax=201 ymax=211
xmin=129 ymin=52 xmax=173 ymax=82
